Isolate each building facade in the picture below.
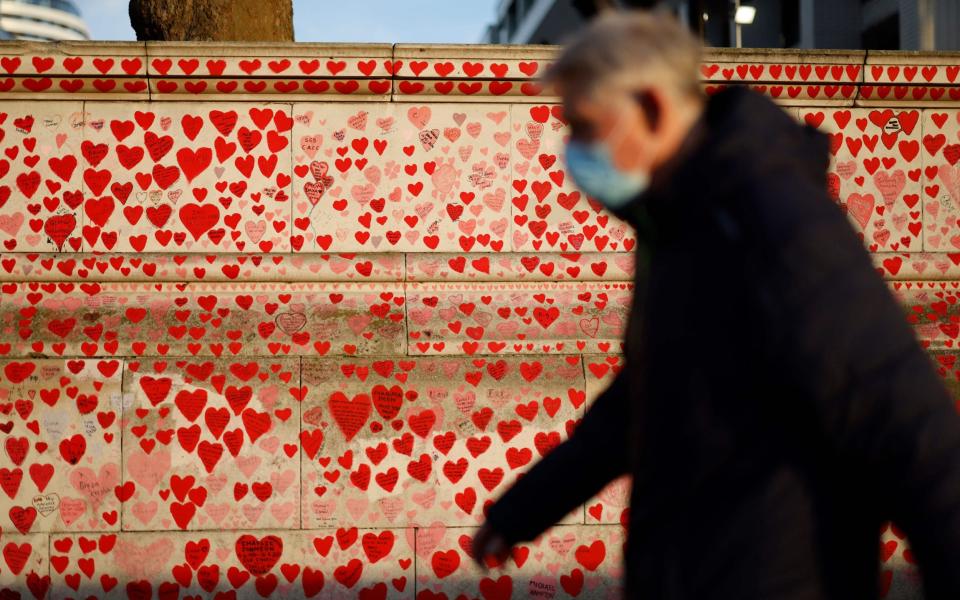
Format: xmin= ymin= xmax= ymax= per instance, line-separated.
xmin=482 ymin=0 xmax=960 ymax=51
xmin=0 ymin=0 xmax=89 ymax=41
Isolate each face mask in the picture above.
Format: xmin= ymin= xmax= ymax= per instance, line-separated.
xmin=564 ymin=139 xmax=651 ymax=210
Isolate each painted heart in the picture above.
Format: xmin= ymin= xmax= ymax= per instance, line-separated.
xmin=938 ymin=164 xmax=960 ymax=206
xmin=845 ymin=193 xmax=875 ymax=230
xmin=178 ymin=203 xmax=220 ymax=241
xmin=328 ymin=392 xmax=371 ymax=442
xmin=419 ymin=129 xmax=439 ymax=151
xmin=873 ymin=170 xmax=906 ymax=208
xmin=235 ymin=534 xmax=283 ymax=576
xmin=407 ymin=106 xmax=431 ymax=129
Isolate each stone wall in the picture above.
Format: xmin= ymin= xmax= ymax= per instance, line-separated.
xmin=0 ymin=40 xmax=955 ymax=598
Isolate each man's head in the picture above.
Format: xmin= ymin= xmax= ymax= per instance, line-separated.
xmin=542 ymin=9 xmax=706 ymax=208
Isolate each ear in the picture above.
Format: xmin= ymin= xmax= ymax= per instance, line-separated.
xmin=637 ymin=88 xmax=663 ymax=134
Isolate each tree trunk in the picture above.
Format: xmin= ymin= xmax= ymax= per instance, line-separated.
xmin=129 ymin=0 xmax=293 ymax=42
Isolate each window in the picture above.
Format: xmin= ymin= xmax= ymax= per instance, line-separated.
xmin=18 ymin=0 xmax=82 ymax=16
xmin=781 ymin=0 xmax=799 ymax=47
xmin=506 ymin=0 xmax=518 ymax=38
xmin=861 ymin=12 xmax=899 ymax=49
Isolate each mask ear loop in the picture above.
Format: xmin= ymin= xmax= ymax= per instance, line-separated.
xmin=600 ymin=89 xmax=655 ymax=159
xmin=588 ymin=88 xmax=634 ymax=150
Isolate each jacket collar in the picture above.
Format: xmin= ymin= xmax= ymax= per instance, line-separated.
xmin=613 ymin=85 xmax=831 ymax=250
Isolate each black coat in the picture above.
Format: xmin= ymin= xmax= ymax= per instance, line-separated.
xmin=483 ymin=85 xmax=960 ymax=599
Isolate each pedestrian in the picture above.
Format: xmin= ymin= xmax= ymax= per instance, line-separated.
xmin=471 ymin=8 xmax=960 ymax=599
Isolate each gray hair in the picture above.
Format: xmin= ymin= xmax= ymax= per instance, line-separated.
xmin=542 ymin=9 xmax=705 ymax=104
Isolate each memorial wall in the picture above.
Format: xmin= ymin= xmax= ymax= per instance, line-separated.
xmin=0 ymin=41 xmax=952 ymax=598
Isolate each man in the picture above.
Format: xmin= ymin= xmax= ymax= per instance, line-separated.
xmin=471 ymin=9 xmax=960 ymax=599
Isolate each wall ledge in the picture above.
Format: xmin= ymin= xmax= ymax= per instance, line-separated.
xmin=0 ymin=42 xmax=955 ymax=105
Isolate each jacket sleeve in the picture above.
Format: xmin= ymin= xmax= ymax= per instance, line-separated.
xmin=482 ymin=356 xmax=634 ymax=546
xmin=761 ymin=193 xmax=960 ymax=598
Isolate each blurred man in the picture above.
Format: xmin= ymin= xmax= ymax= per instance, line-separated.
xmin=471 ymin=9 xmax=960 ymax=599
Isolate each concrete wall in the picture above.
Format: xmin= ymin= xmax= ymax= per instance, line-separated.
xmin=0 ymin=41 xmax=955 ymax=598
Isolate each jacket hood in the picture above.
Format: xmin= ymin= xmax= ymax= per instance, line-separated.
xmin=613 ymin=85 xmax=832 ymax=248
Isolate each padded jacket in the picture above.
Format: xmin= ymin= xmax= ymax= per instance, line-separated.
xmin=482 ymin=85 xmax=960 ymax=599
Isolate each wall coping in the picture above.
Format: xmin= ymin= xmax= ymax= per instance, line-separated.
xmin=0 ymin=42 xmax=957 ymax=105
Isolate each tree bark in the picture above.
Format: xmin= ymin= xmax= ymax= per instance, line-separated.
xmin=129 ymin=0 xmax=293 ymax=42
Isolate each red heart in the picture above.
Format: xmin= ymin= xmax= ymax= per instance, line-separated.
xmin=328 ymin=392 xmax=371 ymax=442
xmin=574 ymin=540 xmax=606 ymax=571
xmin=302 ymin=567 xmax=324 ymax=596
xmin=241 ymin=408 xmax=271 ymax=444
xmin=560 ymin=568 xmax=585 ymax=595
xmin=407 ymin=409 xmax=436 ymax=438
xmin=174 ymin=389 xmax=207 ymax=422
xmin=178 ymin=203 xmax=220 ymax=241
xmin=58 ymin=434 xmax=85 ymax=465
xmin=300 ymin=429 xmax=324 ymax=460
xmin=9 ymin=506 xmax=36 ymax=534
xmin=235 ymin=534 xmax=282 ymax=577
xmin=2 ymin=542 xmax=30 ymax=575
xmin=333 ymin=558 xmax=363 ymax=588
xmin=431 ymin=549 xmax=460 ymax=578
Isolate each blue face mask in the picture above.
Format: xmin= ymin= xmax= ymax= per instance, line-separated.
xmin=563 ymin=138 xmax=651 ymax=210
